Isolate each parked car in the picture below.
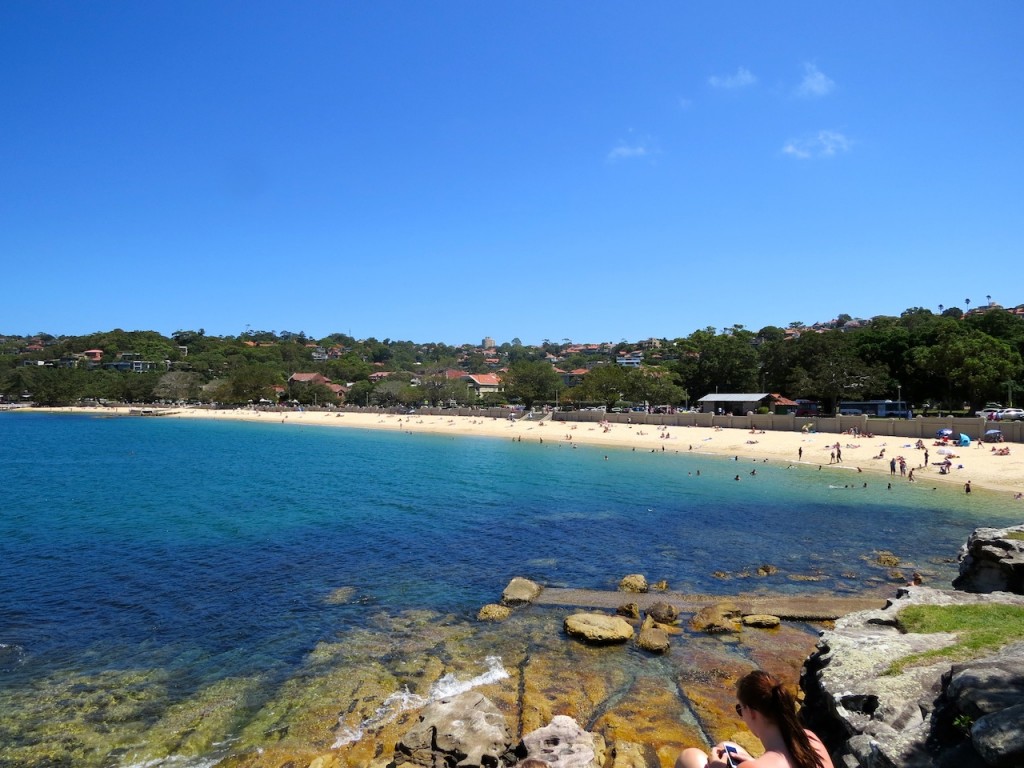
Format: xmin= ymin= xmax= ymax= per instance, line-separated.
xmin=998 ymin=408 xmax=1024 ymax=421
xmin=976 ymin=407 xmax=1002 ymax=418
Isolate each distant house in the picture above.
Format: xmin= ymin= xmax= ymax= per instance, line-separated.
xmin=766 ymin=394 xmax=800 ymax=415
xmin=696 ymin=393 xmax=772 ymax=415
xmin=82 ymin=349 xmax=104 ymax=362
xmin=289 ymin=372 xmax=331 ymax=387
xmin=463 ymin=373 xmax=501 ymax=398
xmin=616 ymin=351 xmax=644 ymax=368
xmin=288 ymin=372 xmax=346 ymax=403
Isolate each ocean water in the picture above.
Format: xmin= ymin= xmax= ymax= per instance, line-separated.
xmin=0 ymin=412 xmax=1019 ymax=766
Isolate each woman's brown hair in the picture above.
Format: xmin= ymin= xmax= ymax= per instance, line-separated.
xmin=736 ymin=671 xmax=825 ymax=768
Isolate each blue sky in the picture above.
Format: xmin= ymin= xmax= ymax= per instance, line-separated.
xmin=2 ymin=2 xmax=1021 ymax=345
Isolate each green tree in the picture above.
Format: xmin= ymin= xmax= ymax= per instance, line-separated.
xmin=577 ymin=364 xmax=629 ymax=409
xmin=502 ymin=360 xmax=558 ymax=409
xmin=153 ymin=371 xmax=202 ymax=401
xmin=221 ymin=364 xmax=281 ymax=404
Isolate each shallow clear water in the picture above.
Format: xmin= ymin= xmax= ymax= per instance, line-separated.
xmin=0 ymin=413 xmax=1018 ymax=765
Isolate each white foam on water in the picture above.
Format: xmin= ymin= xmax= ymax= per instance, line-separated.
xmin=331 ymin=655 xmax=509 ymax=749
xmin=122 ymin=756 xmax=220 ymax=768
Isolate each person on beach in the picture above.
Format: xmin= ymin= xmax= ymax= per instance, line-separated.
xmin=676 ymin=670 xmax=834 ymax=768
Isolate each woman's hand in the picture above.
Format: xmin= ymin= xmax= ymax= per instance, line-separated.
xmin=712 ymin=742 xmax=751 ymax=765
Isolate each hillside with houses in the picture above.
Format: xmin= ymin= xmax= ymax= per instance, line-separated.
xmin=3 ymin=301 xmax=1024 ymax=415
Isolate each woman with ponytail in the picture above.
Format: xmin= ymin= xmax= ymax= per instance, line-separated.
xmin=676 ymin=670 xmax=833 ymax=768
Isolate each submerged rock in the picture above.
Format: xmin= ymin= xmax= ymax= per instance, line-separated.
xmin=691 ymin=603 xmax=741 ymax=634
xmin=478 ymin=604 xmax=512 ymax=622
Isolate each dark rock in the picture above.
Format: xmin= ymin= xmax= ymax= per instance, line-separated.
xmin=636 ymin=616 xmax=670 ymax=654
xmin=972 ymin=702 xmax=1024 ymax=767
xmin=945 ymin=644 xmax=1024 ymax=717
xmin=646 ymin=601 xmax=679 ymax=625
xmin=616 ymin=603 xmax=640 ymax=620
xmin=953 ymin=525 xmax=1024 ymax=594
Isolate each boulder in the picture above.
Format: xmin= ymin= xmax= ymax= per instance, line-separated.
xmin=691 ymin=602 xmax=741 ymax=634
xmin=742 ymin=614 xmax=781 ymax=629
xmin=564 ymin=613 xmax=634 ymax=644
xmin=478 ymin=604 xmax=512 ymax=622
xmin=502 ymin=577 xmax=543 ymax=606
xmin=518 ymin=714 xmax=605 ymax=768
xmin=618 ymin=574 xmax=648 ymax=593
xmin=636 ymin=616 xmax=670 ymax=654
xmin=393 ymin=691 xmax=516 ymax=768
xmin=616 ymin=602 xmax=640 ymax=620
xmin=800 ymin=587 xmax=1024 ymax=768
xmin=953 ymin=525 xmax=1024 ymax=594
xmin=646 ymin=601 xmax=679 ymax=625
xmin=651 ymin=580 xmax=669 ymax=591
xmin=972 ymin=702 xmax=1024 ymax=767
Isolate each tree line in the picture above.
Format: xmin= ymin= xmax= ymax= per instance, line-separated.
xmin=2 ymin=305 xmax=1022 ymax=411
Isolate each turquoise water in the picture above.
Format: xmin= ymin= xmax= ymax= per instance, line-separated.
xmin=0 ymin=413 xmax=1019 ymax=765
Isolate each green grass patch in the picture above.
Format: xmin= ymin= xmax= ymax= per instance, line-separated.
xmin=885 ymin=604 xmax=1024 ymax=675
xmin=1006 ymin=531 xmax=1024 ymax=541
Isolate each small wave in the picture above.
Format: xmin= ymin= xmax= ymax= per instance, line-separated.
xmin=332 ymin=655 xmax=509 ymax=749
xmin=121 ymin=756 xmax=221 ymax=768
xmin=0 ymin=642 xmax=26 ymax=671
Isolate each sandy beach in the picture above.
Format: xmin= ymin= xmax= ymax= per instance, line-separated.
xmin=25 ymin=406 xmax=1024 ymax=498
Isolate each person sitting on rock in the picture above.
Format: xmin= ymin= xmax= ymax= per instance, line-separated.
xmin=676 ymin=670 xmax=834 ymax=768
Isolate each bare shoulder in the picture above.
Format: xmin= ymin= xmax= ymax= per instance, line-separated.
xmin=806 ymin=730 xmax=834 ymax=768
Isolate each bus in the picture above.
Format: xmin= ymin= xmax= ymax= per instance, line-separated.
xmin=838 ymin=400 xmax=912 ymax=418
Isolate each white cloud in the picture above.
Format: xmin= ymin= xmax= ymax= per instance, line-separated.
xmin=708 ymin=67 xmax=757 ymax=89
xmin=796 ymin=63 xmax=835 ymax=97
xmin=607 ymin=143 xmax=650 ymax=162
xmin=782 ymin=130 xmax=851 ymax=159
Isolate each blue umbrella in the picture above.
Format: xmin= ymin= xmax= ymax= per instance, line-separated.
xmin=986 ymin=429 xmax=1003 ymax=437
xmin=936 ymin=428 xmax=953 ymax=437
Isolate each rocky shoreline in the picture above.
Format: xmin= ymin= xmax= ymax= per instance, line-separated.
xmin=188 ymin=527 xmax=1024 ymax=768
xmin=381 ymin=525 xmax=1024 ymax=768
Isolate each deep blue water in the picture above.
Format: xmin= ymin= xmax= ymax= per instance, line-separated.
xmin=0 ymin=412 xmax=1019 ymax=764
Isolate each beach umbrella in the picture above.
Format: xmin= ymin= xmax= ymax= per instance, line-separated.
xmin=958 ymin=434 xmax=971 ymax=446
xmin=936 ymin=428 xmax=953 ymax=437
xmin=985 ymin=429 xmax=1003 ymax=437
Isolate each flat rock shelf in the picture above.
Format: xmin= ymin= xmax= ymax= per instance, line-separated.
xmin=534 ymin=588 xmax=886 ymax=621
